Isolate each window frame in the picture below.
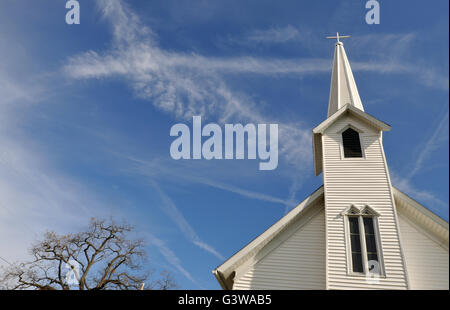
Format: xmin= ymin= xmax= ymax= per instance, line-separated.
xmin=342 ymin=205 xmax=385 ymax=277
xmin=338 ymin=125 xmax=366 ymax=160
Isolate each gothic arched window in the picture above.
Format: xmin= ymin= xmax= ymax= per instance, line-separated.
xmin=342 ymin=205 xmax=383 ymax=275
xmin=342 ymin=128 xmax=363 ymax=158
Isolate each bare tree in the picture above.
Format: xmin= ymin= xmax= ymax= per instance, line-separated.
xmin=0 ymin=218 xmax=177 ymax=290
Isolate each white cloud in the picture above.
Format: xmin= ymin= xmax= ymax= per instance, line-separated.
xmin=0 ymin=57 xmax=199 ymax=286
xmin=390 ymin=111 xmax=449 ymax=214
xmin=64 ymin=0 xmax=318 ymax=178
xmin=150 ymin=180 xmax=224 ymax=261
xmin=406 ymin=111 xmax=449 ymax=180
xmin=391 ymin=172 xmax=448 ymax=215
xmin=0 ymin=77 xmax=108 ymax=263
xmin=349 ymin=33 xmax=449 ymax=91
xmin=121 ymin=155 xmax=293 ymax=207
xmin=64 ymin=0 xmax=430 ymax=175
xmin=0 ymin=22 xmax=122 ymax=267
xmin=0 ymin=93 xmax=199 ymax=284
xmin=145 ymin=232 xmax=201 ymax=287
xmin=64 ymin=0 xmax=449 ymax=224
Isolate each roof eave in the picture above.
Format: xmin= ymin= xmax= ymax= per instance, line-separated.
xmin=313 ymin=104 xmax=391 ymax=135
xmin=393 ymin=186 xmax=449 ymax=228
xmin=212 ymin=269 xmax=230 ymax=290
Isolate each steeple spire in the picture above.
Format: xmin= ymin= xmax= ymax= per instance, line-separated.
xmin=326 ymin=34 xmax=364 ymax=117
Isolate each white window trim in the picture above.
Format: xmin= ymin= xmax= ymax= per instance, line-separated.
xmin=343 ymin=205 xmax=385 ymax=277
xmin=338 ymin=124 xmax=366 ymax=160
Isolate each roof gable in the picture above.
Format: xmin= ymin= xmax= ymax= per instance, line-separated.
xmin=313 ymin=104 xmax=391 ymax=135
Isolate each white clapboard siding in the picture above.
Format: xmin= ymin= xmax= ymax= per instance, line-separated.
xmin=398 ymin=214 xmax=449 ymax=289
xmin=233 ymin=207 xmax=326 ymax=290
xmin=322 ymin=113 xmax=408 ymax=289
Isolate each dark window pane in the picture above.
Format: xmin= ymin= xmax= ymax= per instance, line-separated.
xmin=342 ymin=128 xmax=363 ymax=158
xmin=350 ymin=234 xmax=362 ymax=252
xmin=349 ymin=217 xmax=359 ymax=233
xmin=363 ymin=216 xmax=380 ymax=274
xmin=365 ymin=234 xmax=377 ymax=253
xmin=348 ymin=216 xmax=364 ymax=273
xmin=352 ymin=253 xmax=363 ymax=273
xmin=363 ymin=217 xmax=374 ymax=234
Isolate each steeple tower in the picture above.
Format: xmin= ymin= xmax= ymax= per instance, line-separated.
xmin=326 ymin=33 xmax=364 ymax=117
xmin=312 ymin=36 xmax=410 ymax=290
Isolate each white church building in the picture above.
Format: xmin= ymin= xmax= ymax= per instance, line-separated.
xmin=213 ymin=35 xmax=449 ymax=290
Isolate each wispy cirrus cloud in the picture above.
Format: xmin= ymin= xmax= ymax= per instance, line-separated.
xmin=150 ymin=180 xmax=224 ymax=261
xmin=63 ymin=0 xmax=448 ymax=231
xmin=145 ymin=232 xmax=201 ymax=287
xmin=242 ymin=25 xmax=302 ymax=44
xmin=121 ymin=155 xmax=292 ymax=207
xmin=64 ymin=0 xmax=423 ymax=177
xmin=0 ymin=68 xmax=103 ymax=263
xmin=348 ymin=33 xmax=449 ymax=91
xmin=391 ymin=172 xmax=448 ymax=216
xmin=406 ymin=111 xmax=449 ymax=181
xmin=391 ymin=111 xmax=449 ymax=215
xmin=64 ymin=0 xmax=316 ymax=176
xmin=0 ymin=63 xmax=199 ymax=286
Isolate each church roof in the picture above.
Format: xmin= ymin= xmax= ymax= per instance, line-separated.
xmin=313 ymin=103 xmax=391 ymax=135
xmin=212 ymin=185 xmax=448 ymax=290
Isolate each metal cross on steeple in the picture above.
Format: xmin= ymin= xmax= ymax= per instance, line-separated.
xmin=326 ymin=32 xmax=350 ymax=43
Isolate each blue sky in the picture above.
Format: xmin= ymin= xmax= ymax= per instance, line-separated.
xmin=0 ymin=0 xmax=448 ymax=289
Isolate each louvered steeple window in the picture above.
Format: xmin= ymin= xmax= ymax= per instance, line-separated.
xmin=342 ymin=128 xmax=363 ymax=158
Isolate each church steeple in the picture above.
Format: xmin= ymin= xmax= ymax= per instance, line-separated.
xmin=312 ymin=35 xmax=409 ymax=290
xmin=326 ymin=33 xmax=364 ymax=117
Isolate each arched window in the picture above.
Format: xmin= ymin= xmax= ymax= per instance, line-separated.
xmin=342 ymin=205 xmax=383 ymax=275
xmin=342 ymin=128 xmax=363 ymax=158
